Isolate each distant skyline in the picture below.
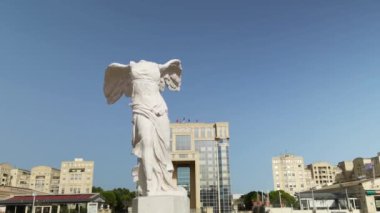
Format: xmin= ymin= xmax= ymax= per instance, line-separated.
xmin=1 ymin=0 xmax=380 ymax=194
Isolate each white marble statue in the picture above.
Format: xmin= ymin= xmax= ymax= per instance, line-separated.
xmin=103 ymin=59 xmax=185 ymax=197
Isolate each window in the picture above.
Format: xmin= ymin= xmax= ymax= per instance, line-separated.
xmin=194 ymin=128 xmax=199 ymax=138
xmin=206 ymin=128 xmax=211 ymax=138
xmin=201 ymin=128 xmax=206 ymax=138
xmin=176 ymin=135 xmax=191 ymax=150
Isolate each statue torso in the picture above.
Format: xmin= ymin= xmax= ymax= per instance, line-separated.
xmin=130 ymin=61 xmax=167 ymax=115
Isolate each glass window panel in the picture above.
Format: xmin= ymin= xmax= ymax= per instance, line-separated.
xmin=194 ymin=128 xmax=199 ymax=139
xmin=176 ymin=135 xmax=191 ymax=150
xmin=201 ymin=128 xmax=206 ymax=138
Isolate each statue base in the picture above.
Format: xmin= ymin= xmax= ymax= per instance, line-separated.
xmin=132 ymin=195 xmax=190 ymax=213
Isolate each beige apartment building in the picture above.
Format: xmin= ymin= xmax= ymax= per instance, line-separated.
xmin=59 ymin=158 xmax=94 ymax=194
xmin=307 ymin=162 xmax=340 ymax=187
xmin=272 ymin=154 xmax=311 ymax=195
xmin=9 ymin=169 xmax=30 ymax=188
xmin=0 ymin=164 xmax=13 ymax=186
xmin=373 ymin=152 xmax=380 ymax=177
xmin=337 ymin=153 xmax=380 ymax=183
xmin=336 ymin=160 xmax=354 ymax=182
xmin=170 ymin=122 xmax=232 ymax=213
xmin=29 ymin=166 xmax=60 ymax=194
xmin=353 ymin=157 xmax=373 ymax=180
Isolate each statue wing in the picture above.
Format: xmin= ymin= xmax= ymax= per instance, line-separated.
xmin=159 ymin=59 xmax=182 ymax=92
xmin=103 ymin=63 xmax=132 ymax=104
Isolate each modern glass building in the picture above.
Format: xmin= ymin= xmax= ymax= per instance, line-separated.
xmin=177 ymin=167 xmax=191 ymax=197
xmin=170 ymin=122 xmax=232 ymax=213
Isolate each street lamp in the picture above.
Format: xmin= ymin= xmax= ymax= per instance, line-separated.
xmin=32 ymin=192 xmax=36 ymax=213
xmin=311 ymin=188 xmax=316 ymax=212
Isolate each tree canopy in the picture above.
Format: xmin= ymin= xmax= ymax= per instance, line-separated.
xmin=269 ymin=190 xmax=297 ymax=208
xmin=240 ymin=190 xmax=297 ymax=210
xmin=92 ymin=186 xmax=136 ymax=212
xmin=240 ymin=190 xmax=267 ymax=210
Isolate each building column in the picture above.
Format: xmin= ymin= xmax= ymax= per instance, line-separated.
xmin=363 ymin=195 xmax=376 ymax=213
xmin=194 ymin=157 xmax=201 ymax=209
xmin=56 ymin=205 xmax=60 ymax=213
xmin=190 ymin=163 xmax=196 ymax=209
xmin=14 ymin=206 xmax=17 ymax=213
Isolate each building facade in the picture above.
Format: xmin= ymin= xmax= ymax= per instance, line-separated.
xmin=307 ymin=162 xmax=340 ymax=187
xmin=59 ymin=158 xmax=94 ymax=194
xmin=373 ymin=153 xmax=380 ymax=178
xmin=272 ymin=154 xmax=311 ymax=195
xmin=299 ymin=177 xmax=380 ymax=212
xmin=0 ymin=193 xmax=108 ymax=213
xmin=10 ymin=169 xmax=30 ymax=188
xmin=337 ymin=153 xmax=380 ymax=183
xmin=336 ymin=161 xmax=354 ymax=182
xmin=0 ymin=164 xmax=13 ymax=187
xmin=352 ymin=157 xmax=373 ymax=180
xmin=29 ymin=166 xmax=60 ymax=194
xmin=170 ymin=122 xmax=232 ymax=213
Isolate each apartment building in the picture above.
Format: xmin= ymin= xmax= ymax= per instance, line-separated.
xmin=272 ymin=154 xmax=311 ymax=195
xmin=373 ymin=153 xmax=380 ymax=178
xmin=29 ymin=166 xmax=60 ymax=194
xmin=307 ymin=162 xmax=340 ymax=187
xmin=336 ymin=153 xmax=380 ymax=183
xmin=0 ymin=164 xmax=12 ymax=186
xmin=352 ymin=157 xmax=373 ymax=180
xmin=10 ymin=169 xmax=30 ymax=188
xmin=59 ymin=158 xmax=94 ymax=194
xmin=336 ymin=161 xmax=354 ymax=182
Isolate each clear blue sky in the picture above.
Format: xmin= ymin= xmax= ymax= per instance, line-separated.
xmin=1 ymin=0 xmax=380 ymax=194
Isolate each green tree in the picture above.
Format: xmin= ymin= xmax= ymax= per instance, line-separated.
xmin=101 ymin=191 xmax=117 ymax=209
xmin=92 ymin=186 xmax=104 ymax=193
xmin=269 ymin=190 xmax=297 ymax=208
xmin=241 ymin=191 xmax=267 ymax=210
xmin=241 ymin=190 xmax=298 ymax=210
xmin=92 ymin=186 xmax=136 ymax=213
xmin=112 ymin=188 xmax=136 ymax=212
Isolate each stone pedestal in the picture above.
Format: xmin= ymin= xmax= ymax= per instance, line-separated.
xmin=132 ymin=195 xmax=189 ymax=213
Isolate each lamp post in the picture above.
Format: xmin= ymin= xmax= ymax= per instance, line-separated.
xmin=311 ymin=188 xmax=315 ymax=211
xmin=345 ymin=188 xmax=351 ymax=210
xmin=32 ymin=192 xmax=36 ymax=213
